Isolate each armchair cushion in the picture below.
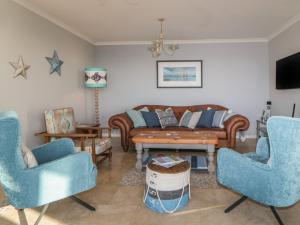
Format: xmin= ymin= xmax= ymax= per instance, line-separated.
xmin=74 ymin=137 xmax=112 ymax=155
xmin=244 ymin=152 xmax=269 ymax=164
xmin=32 ymin=138 xmax=76 ymax=164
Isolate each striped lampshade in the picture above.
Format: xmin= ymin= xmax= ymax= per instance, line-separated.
xmin=85 ymin=67 xmax=107 ymax=88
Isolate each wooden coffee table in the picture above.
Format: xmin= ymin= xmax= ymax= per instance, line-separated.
xmin=132 ymin=131 xmax=218 ymax=173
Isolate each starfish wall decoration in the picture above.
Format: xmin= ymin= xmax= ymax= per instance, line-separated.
xmin=9 ymin=56 xmax=30 ymax=79
xmin=46 ymin=50 xmax=64 ymax=76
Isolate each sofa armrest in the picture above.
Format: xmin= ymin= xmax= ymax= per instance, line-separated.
xmin=108 ymin=113 xmax=133 ymax=151
xmin=223 ymin=114 xmax=250 ymax=147
xmin=109 ymin=112 xmax=133 ymax=130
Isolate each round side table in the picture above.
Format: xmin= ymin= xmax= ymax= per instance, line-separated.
xmin=144 ymin=160 xmax=191 ymax=213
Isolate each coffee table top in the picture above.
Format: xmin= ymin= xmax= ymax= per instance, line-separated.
xmin=147 ymin=160 xmax=191 ymax=174
xmin=132 ymin=131 xmax=218 ymax=145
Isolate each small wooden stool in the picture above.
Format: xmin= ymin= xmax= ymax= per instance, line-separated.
xmin=144 ymin=160 xmax=191 ymax=213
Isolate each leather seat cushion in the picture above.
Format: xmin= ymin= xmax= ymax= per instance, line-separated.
xmin=129 ymin=127 xmax=227 ymax=139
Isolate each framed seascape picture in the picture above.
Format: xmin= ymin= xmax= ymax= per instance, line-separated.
xmin=157 ymin=60 xmax=202 ymax=88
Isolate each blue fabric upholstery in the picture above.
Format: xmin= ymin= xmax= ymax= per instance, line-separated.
xmin=217 ymin=116 xmax=300 ymax=208
xmin=0 ymin=111 xmax=97 ymax=209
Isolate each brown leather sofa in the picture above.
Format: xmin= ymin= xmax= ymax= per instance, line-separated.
xmin=109 ymin=104 xmax=250 ymax=152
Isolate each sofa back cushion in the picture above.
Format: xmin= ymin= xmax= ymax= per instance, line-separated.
xmin=179 ymin=110 xmax=203 ymax=129
xmin=134 ymin=105 xmax=228 ymax=121
xmin=196 ymin=109 xmax=216 ymax=128
xmin=141 ymin=111 xmax=161 ymax=127
xmin=212 ymin=110 xmax=228 ymax=128
xmin=155 ymin=108 xmax=178 ymax=128
xmin=179 ymin=110 xmax=192 ymax=127
xmin=126 ymin=107 xmax=149 ymax=128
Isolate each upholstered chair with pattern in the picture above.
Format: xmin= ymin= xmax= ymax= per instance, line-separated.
xmin=36 ymin=107 xmax=112 ymax=166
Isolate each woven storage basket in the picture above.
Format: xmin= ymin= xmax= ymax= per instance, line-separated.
xmin=144 ymin=162 xmax=191 ymax=213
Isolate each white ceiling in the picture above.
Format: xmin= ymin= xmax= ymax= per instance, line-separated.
xmin=14 ymin=0 xmax=300 ymax=44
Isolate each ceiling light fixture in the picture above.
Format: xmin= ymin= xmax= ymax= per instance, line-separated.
xmin=148 ymin=18 xmax=179 ymax=58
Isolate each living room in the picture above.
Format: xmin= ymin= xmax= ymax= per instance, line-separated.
xmin=1 ymin=0 xmax=300 ymax=224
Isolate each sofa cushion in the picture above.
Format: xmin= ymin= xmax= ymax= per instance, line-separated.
xmin=212 ymin=110 xmax=227 ymax=128
xmin=141 ymin=111 xmax=161 ymax=127
xmin=179 ymin=110 xmax=192 ymax=127
xmin=196 ymin=109 xmax=216 ymax=128
xmin=155 ymin=108 xmax=178 ymax=128
xmin=74 ymin=138 xmax=112 ymax=155
xmin=126 ymin=107 xmax=149 ymax=128
xmin=179 ymin=110 xmax=202 ymax=129
xmin=129 ymin=127 xmax=227 ymax=139
xmin=188 ymin=111 xmax=202 ymax=129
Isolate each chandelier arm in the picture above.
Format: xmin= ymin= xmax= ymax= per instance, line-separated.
xmin=148 ymin=18 xmax=178 ymax=57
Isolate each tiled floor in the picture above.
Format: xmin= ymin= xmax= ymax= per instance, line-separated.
xmin=0 ymin=138 xmax=298 ymax=225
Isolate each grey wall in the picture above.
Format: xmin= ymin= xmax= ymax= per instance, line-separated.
xmin=269 ymin=20 xmax=300 ymax=117
xmin=0 ymin=1 xmax=95 ymax=147
xmin=96 ymin=43 xmax=269 ymax=136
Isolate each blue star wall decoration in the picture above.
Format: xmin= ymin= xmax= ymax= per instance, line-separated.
xmin=46 ymin=50 xmax=64 ymax=76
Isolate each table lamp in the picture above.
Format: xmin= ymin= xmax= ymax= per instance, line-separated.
xmin=85 ymin=67 xmax=107 ymax=124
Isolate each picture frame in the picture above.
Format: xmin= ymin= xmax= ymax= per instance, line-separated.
xmin=157 ymin=60 xmax=203 ymax=88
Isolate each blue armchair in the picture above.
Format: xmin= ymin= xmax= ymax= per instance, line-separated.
xmin=217 ymin=116 xmax=300 ymax=225
xmin=0 ymin=111 xmax=97 ymax=225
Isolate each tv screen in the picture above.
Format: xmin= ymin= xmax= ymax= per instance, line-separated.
xmin=276 ymin=52 xmax=300 ymax=89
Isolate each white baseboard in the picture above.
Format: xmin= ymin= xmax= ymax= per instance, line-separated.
xmin=244 ymin=135 xmax=257 ymax=139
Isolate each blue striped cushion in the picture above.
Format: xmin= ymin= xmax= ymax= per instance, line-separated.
xmin=179 ymin=110 xmax=193 ymax=127
xmin=126 ymin=107 xmax=149 ymax=128
xmin=212 ymin=110 xmax=227 ymax=128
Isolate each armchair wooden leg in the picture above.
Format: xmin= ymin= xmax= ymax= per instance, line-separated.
xmin=91 ymin=138 xmax=96 ymax=164
xmin=109 ymin=147 xmax=112 ymax=161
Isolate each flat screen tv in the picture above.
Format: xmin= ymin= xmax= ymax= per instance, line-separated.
xmin=276 ymin=52 xmax=300 ymax=89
